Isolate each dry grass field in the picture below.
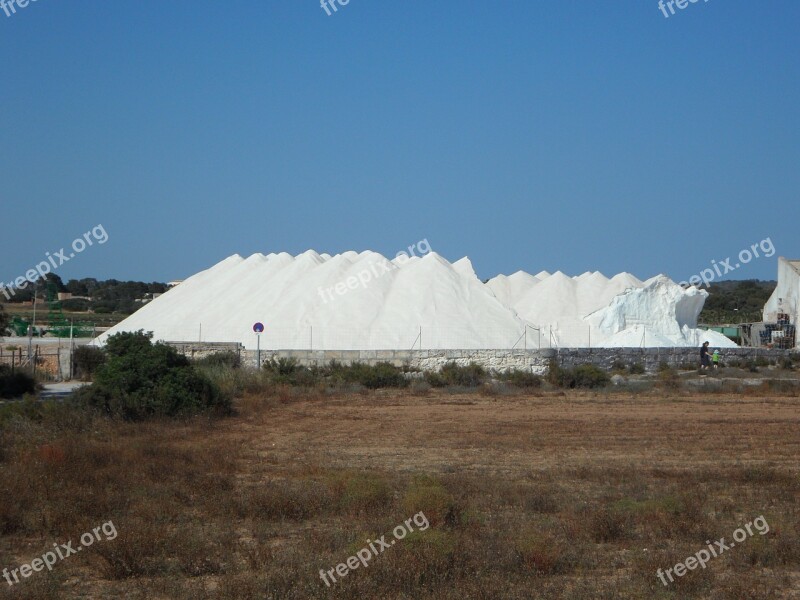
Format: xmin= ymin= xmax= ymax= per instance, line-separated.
xmin=1 ymin=385 xmax=799 ymax=599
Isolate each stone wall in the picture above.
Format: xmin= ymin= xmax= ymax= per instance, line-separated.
xmin=238 ymin=347 xmax=793 ymax=375
xmin=166 ymin=342 xmax=244 ymax=361
xmin=242 ymin=349 xmax=554 ymax=374
xmin=551 ymin=347 xmax=791 ymax=373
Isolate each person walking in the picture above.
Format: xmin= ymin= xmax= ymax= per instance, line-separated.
xmin=700 ymin=341 xmax=712 ymax=370
xmin=712 ymin=349 xmax=720 ymax=370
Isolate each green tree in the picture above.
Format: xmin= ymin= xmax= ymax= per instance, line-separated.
xmin=76 ymin=330 xmax=230 ymax=420
xmin=0 ymin=303 xmax=9 ymax=335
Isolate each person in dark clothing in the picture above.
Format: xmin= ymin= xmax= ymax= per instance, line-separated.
xmin=700 ymin=341 xmax=711 ymax=370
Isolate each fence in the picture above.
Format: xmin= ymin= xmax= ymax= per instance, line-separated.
xmin=0 ymin=345 xmax=70 ymax=381
xmin=0 ymin=337 xmax=94 ymax=382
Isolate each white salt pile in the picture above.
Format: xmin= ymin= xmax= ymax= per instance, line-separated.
xmin=94 ymin=251 xmax=737 ymax=350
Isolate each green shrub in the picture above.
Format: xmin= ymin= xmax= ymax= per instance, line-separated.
xmin=72 ymin=345 xmax=106 ymax=381
xmin=425 ymin=362 xmax=487 ymax=387
xmin=496 ymin=369 xmax=542 ymax=388
xmin=755 ymin=357 xmax=770 ymax=367
xmin=349 ymin=362 xmax=407 ymax=388
xmin=628 ymin=363 xmax=645 ymax=375
xmin=262 ymin=357 xmax=322 ymax=387
xmin=549 ymin=361 xmax=610 ymax=389
xmin=546 ymin=358 xmax=562 ymax=385
xmin=263 ymin=357 xmax=300 ymax=377
xmin=61 ymin=298 xmax=90 ymax=312
xmin=260 ymin=359 xmax=409 ymax=389
xmin=0 ymin=304 xmax=10 ymax=336
xmin=572 ymin=365 xmax=611 ymax=388
xmin=324 ymin=361 xmax=408 ymax=389
xmin=0 ymin=366 xmax=36 ymax=399
xmin=75 ymin=331 xmax=230 ymax=420
xmin=0 ymin=396 xmax=41 ymax=426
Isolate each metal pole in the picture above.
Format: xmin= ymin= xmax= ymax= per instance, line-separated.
xmin=70 ymin=319 xmax=74 ymax=380
xmin=28 ymin=289 xmax=37 ymax=359
xmin=256 ymin=334 xmax=261 ymax=368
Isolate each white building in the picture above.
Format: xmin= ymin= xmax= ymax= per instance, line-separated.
xmin=763 ymin=257 xmax=800 ymax=348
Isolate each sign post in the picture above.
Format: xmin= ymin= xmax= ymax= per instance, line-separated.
xmin=253 ymin=322 xmax=265 ymax=368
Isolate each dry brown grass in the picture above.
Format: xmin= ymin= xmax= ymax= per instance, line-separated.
xmin=0 ymin=387 xmax=799 ymax=598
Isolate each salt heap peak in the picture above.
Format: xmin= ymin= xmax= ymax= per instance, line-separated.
xmin=94 ymin=253 xmax=734 ymax=350
xmin=586 ymin=276 xmax=737 ymax=348
xmin=95 ymin=251 xmax=529 ymax=350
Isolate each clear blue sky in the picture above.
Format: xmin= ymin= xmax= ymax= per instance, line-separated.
xmin=1 ymin=0 xmax=798 ymax=284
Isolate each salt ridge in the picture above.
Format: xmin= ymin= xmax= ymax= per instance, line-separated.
xmin=95 ymin=252 xmax=737 ymax=350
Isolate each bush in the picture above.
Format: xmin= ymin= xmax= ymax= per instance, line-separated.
xmin=75 ymin=331 xmax=230 ymax=420
xmin=0 ymin=304 xmax=9 ymax=336
xmin=496 ymin=369 xmax=542 ymax=388
xmin=548 ymin=360 xmax=610 ymax=389
xmin=0 ymin=366 xmax=36 ymax=399
xmin=628 ymin=363 xmax=645 ymax=375
xmin=425 ymin=362 xmax=487 ymax=387
xmin=571 ymin=365 xmax=611 ymax=388
xmin=60 ymin=298 xmax=90 ymax=312
xmin=345 ymin=362 xmax=407 ymax=389
xmin=324 ymin=361 xmax=408 ymax=389
xmin=259 ymin=359 xmax=409 ymax=389
xmin=262 ymin=357 xmax=322 ymax=387
xmin=73 ymin=346 xmax=106 ymax=381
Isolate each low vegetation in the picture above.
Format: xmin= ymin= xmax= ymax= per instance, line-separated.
xmin=547 ymin=359 xmax=610 ymax=388
xmin=73 ymin=331 xmax=231 ymax=420
xmin=699 ymin=279 xmax=776 ymax=325
xmin=425 ymin=362 xmax=488 ymax=387
xmin=0 ymin=365 xmax=36 ymax=399
xmin=72 ymin=346 xmax=107 ymax=381
xmin=0 ymin=384 xmax=797 ymax=599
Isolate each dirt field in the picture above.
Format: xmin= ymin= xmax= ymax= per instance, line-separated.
xmin=1 ymin=387 xmax=799 ymax=599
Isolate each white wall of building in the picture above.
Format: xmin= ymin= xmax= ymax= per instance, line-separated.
xmin=763 ymin=257 xmax=800 ymax=345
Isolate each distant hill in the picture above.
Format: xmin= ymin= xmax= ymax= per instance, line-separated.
xmin=698 ymin=279 xmax=776 ymax=325
xmin=2 ymin=274 xmax=168 ymax=315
